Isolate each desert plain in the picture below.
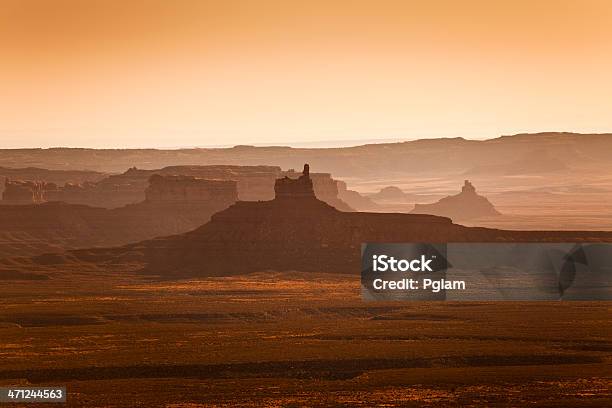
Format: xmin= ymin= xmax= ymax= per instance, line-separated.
xmin=0 ymin=266 xmax=610 ymax=407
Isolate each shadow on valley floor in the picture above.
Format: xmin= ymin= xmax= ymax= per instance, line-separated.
xmin=0 ymin=354 xmax=603 ymax=383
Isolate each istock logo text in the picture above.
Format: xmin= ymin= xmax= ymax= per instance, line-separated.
xmin=372 ymin=255 xmax=434 ymax=272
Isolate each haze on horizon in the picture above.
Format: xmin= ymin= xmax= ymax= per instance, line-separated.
xmin=1 ymin=0 xmax=611 ymax=149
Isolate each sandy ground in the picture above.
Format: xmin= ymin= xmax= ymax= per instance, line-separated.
xmin=0 ymin=269 xmax=610 ymax=407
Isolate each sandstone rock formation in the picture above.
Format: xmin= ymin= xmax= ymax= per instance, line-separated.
xmin=145 ymin=174 xmax=237 ymax=205
xmin=99 ymin=165 xmax=278 ymax=204
xmin=0 ymin=165 xmax=352 ymax=211
xmin=411 ymin=180 xmax=500 ymax=221
xmin=113 ymin=166 xmax=611 ymax=277
xmin=274 ymin=164 xmax=315 ymax=198
xmin=0 ymin=175 xmax=240 ymax=259
xmin=281 ymin=166 xmax=352 ymax=211
xmin=5 ymin=165 xmax=611 ymax=276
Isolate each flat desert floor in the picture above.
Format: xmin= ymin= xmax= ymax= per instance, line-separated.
xmin=0 ymin=269 xmax=610 ymax=407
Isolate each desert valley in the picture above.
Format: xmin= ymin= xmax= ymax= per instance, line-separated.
xmin=0 ymin=133 xmax=610 ymax=406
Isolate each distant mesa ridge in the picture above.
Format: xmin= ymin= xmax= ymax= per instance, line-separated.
xmin=1 ymin=132 xmax=610 ymax=178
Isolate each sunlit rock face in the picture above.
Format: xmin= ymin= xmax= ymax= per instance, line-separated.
xmin=411 ymin=180 xmax=500 ymax=221
xmin=2 ymin=179 xmax=47 ymax=204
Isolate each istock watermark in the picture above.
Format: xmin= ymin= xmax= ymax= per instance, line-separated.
xmin=361 ymin=243 xmax=612 ymax=301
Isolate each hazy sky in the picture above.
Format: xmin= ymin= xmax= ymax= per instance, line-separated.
xmin=1 ymin=0 xmax=611 ymax=148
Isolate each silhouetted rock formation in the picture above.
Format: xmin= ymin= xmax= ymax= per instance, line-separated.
xmin=6 ymin=165 xmax=612 ymax=276
xmin=145 ymin=175 xmax=238 ymax=205
xmin=99 ymin=166 xmax=609 ymax=277
xmin=411 ymin=180 xmax=500 ymax=221
xmin=286 ymin=167 xmax=352 ymax=211
xmin=0 ymin=165 xmax=352 ymax=211
xmin=139 ymin=165 xmax=453 ymax=276
xmin=101 ymin=165 xmax=278 ymax=204
xmin=274 ymin=164 xmax=315 ymax=199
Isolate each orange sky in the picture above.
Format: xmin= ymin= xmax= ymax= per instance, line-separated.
xmin=1 ymin=0 xmax=611 ymax=148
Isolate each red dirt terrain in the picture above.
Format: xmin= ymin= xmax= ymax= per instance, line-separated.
xmin=0 ymin=271 xmax=610 ymax=407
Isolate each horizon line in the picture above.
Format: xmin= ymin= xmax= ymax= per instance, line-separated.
xmin=0 ymin=131 xmax=609 ymax=150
